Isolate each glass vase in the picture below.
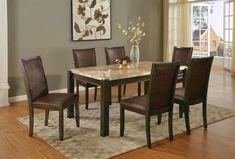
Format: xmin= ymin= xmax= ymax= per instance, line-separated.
xmin=130 ymin=45 xmax=140 ymax=66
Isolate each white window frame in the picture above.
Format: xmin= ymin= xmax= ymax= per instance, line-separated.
xmin=223 ymin=0 xmax=233 ymax=70
xmin=191 ymin=3 xmax=211 ymax=57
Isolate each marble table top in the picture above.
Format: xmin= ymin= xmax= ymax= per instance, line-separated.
xmin=70 ymin=61 xmax=187 ymax=81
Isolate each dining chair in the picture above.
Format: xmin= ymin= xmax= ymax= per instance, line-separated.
xmin=105 ymin=46 xmax=126 ymax=65
xmin=20 ymin=56 xmax=79 ymax=141
xmin=174 ymin=56 xmax=214 ymax=135
xmin=105 ymin=46 xmax=126 ymax=102
xmin=73 ymin=48 xmax=98 ymax=110
xmin=105 ymin=46 xmax=141 ymax=102
xmin=120 ymin=62 xmax=180 ymax=148
xmin=172 ymin=46 xmax=193 ymax=85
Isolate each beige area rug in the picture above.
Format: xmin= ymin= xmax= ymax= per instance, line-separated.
xmin=18 ymin=102 xmax=235 ymax=159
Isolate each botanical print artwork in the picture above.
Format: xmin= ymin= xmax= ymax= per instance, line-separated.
xmin=72 ymin=0 xmax=111 ymax=41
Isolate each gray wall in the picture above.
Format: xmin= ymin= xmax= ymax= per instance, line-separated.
xmin=8 ymin=0 xmax=163 ymax=97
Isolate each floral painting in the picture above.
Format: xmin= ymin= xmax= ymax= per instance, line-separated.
xmin=72 ymin=0 xmax=111 ymax=41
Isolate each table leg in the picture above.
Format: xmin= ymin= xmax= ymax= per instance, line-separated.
xmin=100 ymin=80 xmax=111 ymax=137
xmin=67 ymin=71 xmax=75 ymax=118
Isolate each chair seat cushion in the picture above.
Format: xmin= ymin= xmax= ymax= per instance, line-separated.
xmin=33 ymin=93 xmax=77 ymax=109
xmin=174 ymin=88 xmax=185 ymax=101
xmin=120 ymin=96 xmax=147 ymax=115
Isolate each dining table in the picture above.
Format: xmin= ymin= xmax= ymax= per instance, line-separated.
xmin=67 ymin=61 xmax=187 ymax=137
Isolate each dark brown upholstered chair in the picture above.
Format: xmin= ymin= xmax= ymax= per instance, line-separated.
xmin=120 ymin=62 xmax=180 ymax=148
xmin=105 ymin=46 xmax=126 ymax=102
xmin=20 ymin=56 xmax=79 ymax=141
xmin=172 ymin=46 xmax=193 ymax=84
xmin=105 ymin=46 xmax=126 ymax=65
xmin=73 ymin=48 xmax=98 ymax=109
xmin=174 ymin=57 xmax=214 ymax=135
xmin=105 ymin=46 xmax=142 ymax=102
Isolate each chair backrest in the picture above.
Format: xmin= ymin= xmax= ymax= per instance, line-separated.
xmin=20 ymin=56 xmax=49 ymax=102
xmin=185 ymin=57 xmax=214 ymax=101
xmin=172 ymin=46 xmax=193 ymax=66
xmin=147 ymin=62 xmax=180 ymax=112
xmin=105 ymin=46 xmax=125 ymax=65
xmin=72 ymin=48 xmax=97 ymax=68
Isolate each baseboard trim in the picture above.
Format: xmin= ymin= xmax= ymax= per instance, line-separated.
xmin=9 ymin=94 xmax=27 ymax=103
xmin=0 ymin=83 xmax=10 ymax=107
xmin=9 ymin=86 xmax=86 ymax=103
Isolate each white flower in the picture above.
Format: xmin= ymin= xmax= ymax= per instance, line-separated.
xmin=117 ymin=17 xmax=146 ymax=45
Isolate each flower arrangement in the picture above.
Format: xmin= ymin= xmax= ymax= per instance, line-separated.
xmin=117 ymin=17 xmax=146 ymax=46
xmin=116 ymin=56 xmax=132 ymax=69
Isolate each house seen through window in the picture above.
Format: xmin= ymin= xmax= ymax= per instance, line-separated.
xmin=191 ymin=0 xmax=233 ymax=69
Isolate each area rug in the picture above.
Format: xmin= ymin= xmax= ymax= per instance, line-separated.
xmin=18 ymin=103 xmax=235 ymax=159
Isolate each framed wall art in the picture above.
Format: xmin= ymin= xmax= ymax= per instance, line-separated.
xmin=71 ymin=0 xmax=111 ymax=41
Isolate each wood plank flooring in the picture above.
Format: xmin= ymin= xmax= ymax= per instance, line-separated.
xmin=0 ymin=66 xmax=235 ymax=159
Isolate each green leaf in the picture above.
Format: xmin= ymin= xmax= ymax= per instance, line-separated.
xmin=74 ymin=22 xmax=81 ymax=33
xmin=96 ymin=26 xmax=106 ymax=34
xmin=90 ymin=0 xmax=96 ymax=8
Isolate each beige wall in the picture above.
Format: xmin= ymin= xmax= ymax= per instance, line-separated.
xmin=8 ymin=0 xmax=163 ymax=97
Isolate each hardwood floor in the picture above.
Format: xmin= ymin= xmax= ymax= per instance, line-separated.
xmin=0 ymin=66 xmax=235 ymax=159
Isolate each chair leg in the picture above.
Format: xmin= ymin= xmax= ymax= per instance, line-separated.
xmin=168 ymin=110 xmax=173 ymax=141
xmin=118 ymin=85 xmax=122 ymax=103
xmin=85 ymin=86 xmax=89 ymax=110
xmin=76 ymin=82 xmax=79 ymax=96
xmin=184 ymin=106 xmax=191 ymax=135
xmin=59 ymin=110 xmax=64 ymax=141
xmin=203 ymin=99 xmax=207 ymax=129
xmin=144 ymin=81 xmax=149 ymax=95
xmin=75 ymin=101 xmax=80 ymax=127
xmin=157 ymin=113 xmax=162 ymax=125
xmin=120 ymin=107 xmax=125 ymax=137
xmin=109 ymin=87 xmax=112 ymax=105
xmin=94 ymin=86 xmax=97 ymax=101
xmin=123 ymin=84 xmax=126 ymax=96
xmin=138 ymin=82 xmax=141 ymax=96
xmin=182 ymin=71 xmax=186 ymax=88
xmin=44 ymin=109 xmax=49 ymax=126
xmin=179 ymin=104 xmax=183 ymax=118
xmin=145 ymin=115 xmax=151 ymax=148
xmin=29 ymin=106 xmax=34 ymax=137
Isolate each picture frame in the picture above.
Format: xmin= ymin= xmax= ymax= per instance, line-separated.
xmin=71 ymin=0 xmax=111 ymax=41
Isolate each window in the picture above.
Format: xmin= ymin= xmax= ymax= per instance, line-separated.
xmin=213 ymin=40 xmax=216 ymax=48
xmin=191 ymin=1 xmax=229 ymax=58
xmin=223 ymin=1 xmax=233 ymax=69
xmin=191 ymin=4 xmax=210 ymax=57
